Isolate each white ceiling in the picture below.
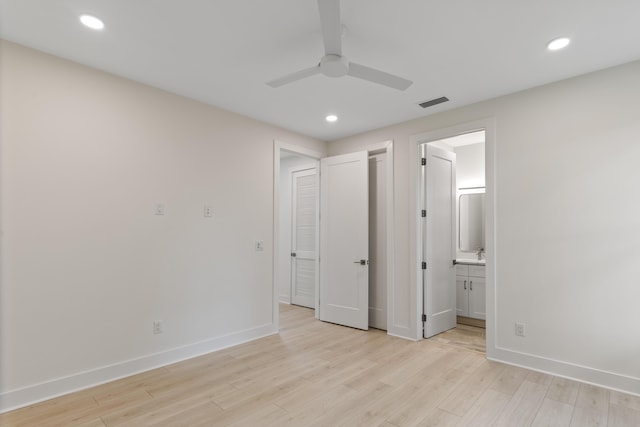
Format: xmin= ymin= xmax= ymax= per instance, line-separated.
xmin=2 ymin=0 xmax=640 ymax=142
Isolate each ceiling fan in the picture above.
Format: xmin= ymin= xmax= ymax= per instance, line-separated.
xmin=266 ymin=0 xmax=413 ymax=91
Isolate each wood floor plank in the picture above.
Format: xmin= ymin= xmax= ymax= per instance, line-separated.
xmin=437 ymin=359 xmax=506 ymax=417
xmin=531 ymin=398 xmax=574 ymax=427
xmin=275 ymin=385 xmax=358 ymax=426
xmin=610 ymin=390 xmax=640 ymax=411
xmin=494 ymin=380 xmax=549 ymax=427
xmin=1 ymin=304 xmax=632 ymax=427
xmin=569 ymin=383 xmax=610 ymax=427
xmin=457 ymin=388 xmax=512 ymax=426
xmin=489 ymin=364 xmax=531 ymax=395
xmin=607 ymin=403 xmax=640 ymax=427
xmin=384 ymin=376 xmax=459 ymax=426
xmin=545 ymin=376 xmax=580 ymax=406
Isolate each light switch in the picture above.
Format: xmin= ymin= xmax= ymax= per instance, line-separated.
xmin=204 ymin=205 xmax=213 ymax=218
xmin=255 ymin=240 xmax=264 ymax=251
xmin=155 ymin=203 xmax=165 ymax=216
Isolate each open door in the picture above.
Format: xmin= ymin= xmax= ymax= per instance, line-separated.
xmin=319 ymin=151 xmax=369 ymax=330
xmin=423 ymin=144 xmax=456 ymax=338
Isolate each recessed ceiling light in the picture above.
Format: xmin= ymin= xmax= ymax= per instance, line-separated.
xmin=547 ymin=37 xmax=570 ymax=51
xmin=326 ymin=114 xmax=338 ymax=123
xmin=80 ymin=15 xmax=105 ymax=30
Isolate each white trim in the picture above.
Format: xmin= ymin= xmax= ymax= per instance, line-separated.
xmin=384 ymin=142 xmax=397 ymax=338
xmin=487 ymin=349 xmax=640 ymax=397
xmin=409 ymin=119 xmax=496 ymax=342
xmin=0 ymin=322 xmax=277 ymax=413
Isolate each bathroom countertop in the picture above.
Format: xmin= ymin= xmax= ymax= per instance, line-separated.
xmin=455 ymin=259 xmax=486 ymax=266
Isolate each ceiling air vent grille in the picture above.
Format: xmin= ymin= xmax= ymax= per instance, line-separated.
xmin=419 ymin=96 xmax=449 ymax=108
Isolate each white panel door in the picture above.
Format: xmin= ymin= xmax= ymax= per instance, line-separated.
xmin=423 ymin=145 xmax=456 ymax=338
xmin=291 ymin=168 xmax=317 ymax=308
xmin=320 ymin=151 xmax=369 ymax=330
xmin=369 ymin=154 xmax=387 ymax=330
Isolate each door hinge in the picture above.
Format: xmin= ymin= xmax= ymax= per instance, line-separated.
xmin=421 ymin=158 xmax=426 ymax=166
xmin=421 ymin=210 xmax=426 ymax=217
xmin=422 ymin=314 xmax=427 ymax=322
xmin=421 ymin=261 xmax=427 ymax=270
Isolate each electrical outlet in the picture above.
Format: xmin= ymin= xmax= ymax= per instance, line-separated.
xmin=155 ymin=203 xmax=165 ymax=216
xmin=153 ymin=320 xmax=163 ymax=335
xmin=255 ymin=240 xmax=264 ymax=251
xmin=203 ymin=205 xmax=213 ymax=218
xmin=515 ymin=322 xmax=526 ymax=337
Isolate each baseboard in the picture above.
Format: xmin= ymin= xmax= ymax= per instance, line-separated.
xmin=488 ymin=346 xmax=640 ymax=397
xmin=0 ymin=322 xmax=278 ymax=413
xmin=456 ymin=316 xmax=486 ymax=328
xmin=279 ymin=295 xmax=291 ymax=304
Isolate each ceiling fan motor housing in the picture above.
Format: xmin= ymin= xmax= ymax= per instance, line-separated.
xmin=320 ymin=54 xmax=349 ymax=77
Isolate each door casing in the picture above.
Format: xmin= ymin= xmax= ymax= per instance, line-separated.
xmin=273 ymin=140 xmax=395 ymax=332
xmin=409 ymin=119 xmax=495 ymax=354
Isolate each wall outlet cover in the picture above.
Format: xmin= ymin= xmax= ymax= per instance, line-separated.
xmin=153 ymin=320 xmax=163 ymax=334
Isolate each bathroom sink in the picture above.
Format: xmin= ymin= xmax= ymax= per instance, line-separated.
xmin=456 ymin=259 xmax=486 ymax=266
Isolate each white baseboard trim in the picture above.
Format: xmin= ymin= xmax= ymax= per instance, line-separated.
xmin=387 ymin=323 xmax=416 ymax=341
xmin=488 ymin=346 xmax=640 ymax=397
xmin=0 ymin=322 xmax=278 ymax=413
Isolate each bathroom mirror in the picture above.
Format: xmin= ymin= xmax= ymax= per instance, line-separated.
xmin=459 ymin=192 xmax=485 ymax=252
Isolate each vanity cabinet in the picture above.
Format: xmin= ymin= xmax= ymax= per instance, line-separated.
xmin=455 ymin=264 xmax=485 ymax=320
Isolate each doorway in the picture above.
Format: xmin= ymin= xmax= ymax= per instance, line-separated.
xmin=273 ymin=140 xmax=394 ymax=332
xmin=414 ymin=127 xmax=489 ymax=351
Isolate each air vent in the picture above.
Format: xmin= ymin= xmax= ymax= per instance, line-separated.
xmin=419 ymin=97 xmax=449 ymax=108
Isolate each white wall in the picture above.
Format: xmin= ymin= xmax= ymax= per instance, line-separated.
xmin=328 ymin=60 xmax=640 ymax=395
xmin=0 ymin=40 xmax=326 ymax=411
xmin=455 ymin=142 xmax=485 ymax=189
xmin=277 ymin=156 xmax=317 ymax=303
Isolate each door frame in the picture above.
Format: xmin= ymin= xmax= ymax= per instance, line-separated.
xmin=273 ymin=141 xmax=324 ymax=327
xmin=322 ymin=141 xmax=395 ymax=332
xmin=409 ymin=119 xmax=496 ymax=357
xmin=273 ymin=140 xmax=395 ymax=333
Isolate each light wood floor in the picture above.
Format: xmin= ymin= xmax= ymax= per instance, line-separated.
xmin=428 ymin=324 xmax=486 ymax=354
xmin=2 ymin=304 xmax=639 ymax=426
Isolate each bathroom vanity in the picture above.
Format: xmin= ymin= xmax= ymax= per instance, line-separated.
xmin=455 ymin=261 xmax=485 ymax=323
xmin=456 ymin=187 xmax=486 ymax=327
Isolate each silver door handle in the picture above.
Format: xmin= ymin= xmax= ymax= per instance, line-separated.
xmin=353 ymin=260 xmax=369 ymax=265
xmin=464 ymin=280 xmax=467 ymax=290
xmin=470 ymin=280 xmax=473 ymax=291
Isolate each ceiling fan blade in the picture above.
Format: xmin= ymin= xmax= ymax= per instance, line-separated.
xmin=317 ymin=0 xmax=342 ymax=56
xmin=266 ymin=65 xmax=321 ymax=88
xmin=348 ymin=62 xmax=413 ymax=91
